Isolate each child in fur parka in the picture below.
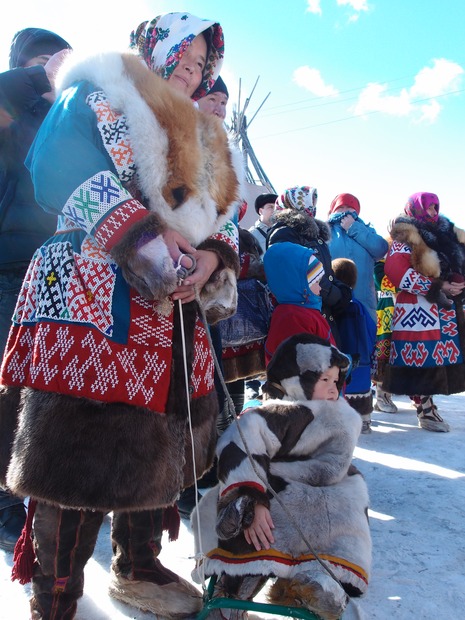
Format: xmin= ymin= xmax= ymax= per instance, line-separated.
xmin=191 ymin=334 xmax=372 ymax=620
xmin=0 ymin=12 xmax=242 ymax=620
xmin=383 ymin=192 xmax=465 ymax=432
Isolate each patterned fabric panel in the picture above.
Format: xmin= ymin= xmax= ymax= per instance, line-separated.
xmin=87 ymin=91 xmax=136 ymax=183
xmin=2 ymin=295 xmax=214 ymax=411
xmin=390 ymin=302 xmax=462 ymax=368
xmin=213 ymin=219 xmax=239 ymax=254
xmin=13 ymin=240 xmax=117 ymax=336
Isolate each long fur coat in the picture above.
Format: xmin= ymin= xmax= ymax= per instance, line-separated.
xmin=191 ymin=397 xmax=371 ymax=598
xmin=383 ymin=215 xmax=465 ymax=395
xmin=0 ymin=52 xmax=242 ymax=512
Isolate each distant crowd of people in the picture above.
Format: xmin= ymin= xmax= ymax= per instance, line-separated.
xmin=1 ymin=12 xmax=465 ymax=620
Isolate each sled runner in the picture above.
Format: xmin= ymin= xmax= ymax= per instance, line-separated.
xmin=197 ymin=575 xmax=324 ymax=620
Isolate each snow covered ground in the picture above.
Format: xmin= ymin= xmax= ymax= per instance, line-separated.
xmin=1 ymin=393 xmax=465 ymax=619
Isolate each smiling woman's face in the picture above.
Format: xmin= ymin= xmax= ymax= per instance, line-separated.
xmin=168 ymin=34 xmax=207 ymax=98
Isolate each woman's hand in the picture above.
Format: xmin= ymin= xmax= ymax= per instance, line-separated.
xmin=172 ymin=249 xmax=220 ymax=303
xmin=244 ymin=504 xmax=275 ymax=551
xmin=442 ymin=280 xmax=465 ymax=297
xmin=340 ymin=213 xmax=356 ymax=231
xmin=42 ymin=49 xmax=72 ymax=103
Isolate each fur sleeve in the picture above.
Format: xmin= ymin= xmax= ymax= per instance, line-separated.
xmin=196 ymin=237 xmax=240 ymax=325
xmin=110 ymin=212 xmax=179 ymax=300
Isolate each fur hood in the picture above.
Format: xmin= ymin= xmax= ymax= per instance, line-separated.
xmin=57 ymin=51 xmax=243 ymax=247
xmin=390 ymin=215 xmax=465 ymax=279
xmin=269 ymin=209 xmax=331 ymax=245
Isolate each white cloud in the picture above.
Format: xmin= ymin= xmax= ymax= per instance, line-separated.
xmin=293 ymin=66 xmax=339 ymax=97
xmin=337 ymin=0 xmax=369 ymax=20
xmin=306 ymin=0 xmax=322 ymax=15
xmin=410 ymin=58 xmax=463 ymax=98
xmin=337 ymin=0 xmax=369 ymax=10
xmin=353 ymin=58 xmax=463 ymax=123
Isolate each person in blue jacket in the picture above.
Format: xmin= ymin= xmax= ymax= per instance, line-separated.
xmin=327 ymin=193 xmax=388 ymax=323
xmin=332 ymin=258 xmax=377 ymax=434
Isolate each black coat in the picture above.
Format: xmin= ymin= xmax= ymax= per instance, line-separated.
xmin=0 ymin=65 xmax=57 ymax=269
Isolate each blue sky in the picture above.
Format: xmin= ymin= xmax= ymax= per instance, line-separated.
xmin=1 ymin=0 xmax=464 ymax=234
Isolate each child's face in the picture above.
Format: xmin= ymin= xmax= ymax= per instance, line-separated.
xmin=312 ymin=366 xmax=340 ymax=401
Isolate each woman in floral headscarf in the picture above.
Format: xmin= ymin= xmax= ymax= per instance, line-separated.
xmin=0 ymin=12 xmax=241 ymax=619
xmin=383 ymin=192 xmax=465 ymax=433
xmin=266 ymin=185 xmax=352 ymax=348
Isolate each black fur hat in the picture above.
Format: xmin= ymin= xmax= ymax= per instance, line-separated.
xmin=254 ymin=193 xmax=278 ymax=214
xmin=263 ymin=333 xmax=350 ymax=401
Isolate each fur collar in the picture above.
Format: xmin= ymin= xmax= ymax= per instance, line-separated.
xmin=58 ymin=52 xmax=242 ymax=247
xmin=391 ymin=215 xmax=465 ymax=278
xmin=271 ymin=209 xmax=331 ymax=243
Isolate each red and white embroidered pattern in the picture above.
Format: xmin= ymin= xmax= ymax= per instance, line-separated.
xmin=214 ymin=219 xmax=239 ymax=254
xmin=2 ymin=293 xmax=177 ymax=411
xmin=190 ymin=320 xmax=215 ymax=397
xmin=14 ymin=241 xmax=117 ymax=336
xmin=94 ymin=199 xmax=147 ymax=251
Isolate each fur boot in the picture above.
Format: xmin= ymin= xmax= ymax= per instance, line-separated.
xmin=374 ymin=384 xmax=398 ymax=413
xmin=108 ymin=565 xmax=202 ymax=618
xmin=416 ymin=396 xmax=450 ymax=432
xmin=109 ymin=509 xmax=202 ymax=617
xmin=30 ymin=502 xmax=104 ymax=620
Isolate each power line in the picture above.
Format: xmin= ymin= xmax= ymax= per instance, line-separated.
xmin=252 ymin=88 xmax=465 ymax=139
xmin=262 ymin=74 xmax=418 ymax=114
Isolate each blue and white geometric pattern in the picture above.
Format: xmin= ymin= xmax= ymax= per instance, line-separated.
xmin=62 ymin=171 xmax=132 ymax=235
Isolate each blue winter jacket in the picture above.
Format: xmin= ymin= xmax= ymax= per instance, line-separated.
xmin=328 ymin=215 xmax=388 ymax=322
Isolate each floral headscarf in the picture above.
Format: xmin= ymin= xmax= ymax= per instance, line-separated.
xmin=130 ymin=12 xmax=224 ymax=101
xmin=275 ymin=186 xmax=318 ymax=218
xmin=404 ymin=192 xmax=440 ymax=224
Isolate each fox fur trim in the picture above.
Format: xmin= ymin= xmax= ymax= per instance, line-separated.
xmin=390 ymin=221 xmax=441 ymax=278
xmin=60 ymin=51 xmax=243 ymax=247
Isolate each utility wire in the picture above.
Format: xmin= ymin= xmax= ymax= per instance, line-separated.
xmin=253 ymin=87 xmax=465 ymax=139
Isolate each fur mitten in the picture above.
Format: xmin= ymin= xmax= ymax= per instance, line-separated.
xmin=197 ymin=237 xmax=240 ymax=324
xmin=425 ymin=278 xmax=453 ymax=308
xmin=110 ymin=213 xmax=178 ymax=300
xmin=216 ymin=495 xmax=255 ymax=540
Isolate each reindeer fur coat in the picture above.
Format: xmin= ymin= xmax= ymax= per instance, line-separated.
xmin=191 ymin=397 xmax=371 ymax=597
xmin=0 ymin=52 xmax=242 ymax=512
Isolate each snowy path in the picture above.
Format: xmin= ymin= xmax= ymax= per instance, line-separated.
xmin=1 ymin=394 xmax=465 ymax=619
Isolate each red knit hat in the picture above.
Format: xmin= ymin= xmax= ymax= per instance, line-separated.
xmin=328 ymin=193 xmax=360 ymax=216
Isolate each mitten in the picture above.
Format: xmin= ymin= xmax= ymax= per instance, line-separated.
xmin=216 ymin=495 xmax=255 ymax=540
xmin=110 ymin=213 xmax=178 ymax=300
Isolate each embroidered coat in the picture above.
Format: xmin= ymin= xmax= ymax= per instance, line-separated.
xmin=383 ymin=215 xmax=465 ymax=396
xmin=0 ymin=52 xmax=241 ymax=512
xmin=192 ymin=397 xmax=371 ymax=597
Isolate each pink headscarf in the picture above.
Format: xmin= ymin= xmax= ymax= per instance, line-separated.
xmin=404 ymin=192 xmax=440 ymax=224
